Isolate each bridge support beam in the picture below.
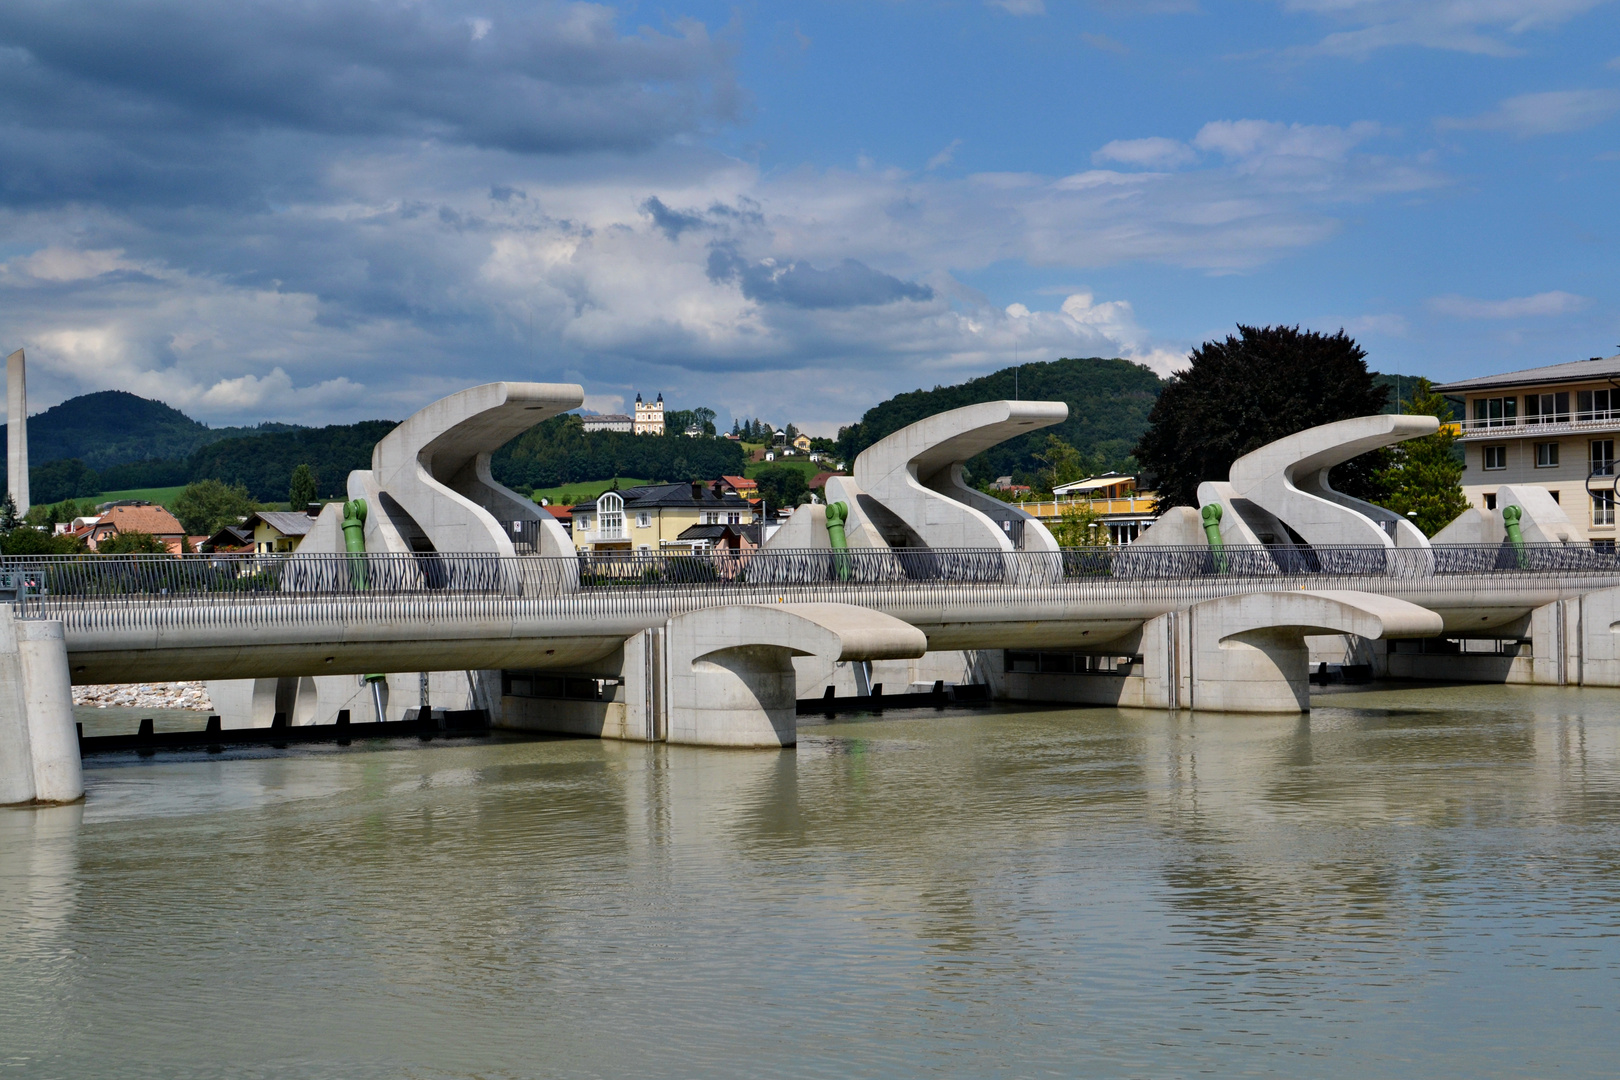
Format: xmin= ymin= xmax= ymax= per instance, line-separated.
xmin=0 ymin=610 xmax=84 ymax=806
xmin=667 ymin=604 xmax=927 ymax=747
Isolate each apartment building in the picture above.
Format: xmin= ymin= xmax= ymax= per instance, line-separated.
xmin=572 ymin=480 xmax=755 ymax=553
xmin=1436 ymin=353 xmax=1620 ymax=549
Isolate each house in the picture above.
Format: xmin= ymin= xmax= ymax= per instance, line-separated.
xmin=792 ymin=433 xmax=812 ymax=453
xmin=201 ymin=524 xmax=253 ymax=553
xmin=808 ymin=471 xmax=845 ymax=493
xmin=633 ymin=393 xmax=665 ymax=435
xmin=1053 ymin=473 xmax=1136 ymax=500
xmin=675 ymin=522 xmax=763 ymax=551
xmin=581 ymin=413 xmax=633 ymax=433
xmin=544 ymin=503 xmax=573 ymax=535
xmin=720 ymin=474 xmax=758 ymax=498
xmin=242 ymin=508 xmax=321 ymax=553
xmin=1436 ymin=353 xmax=1620 ymax=549
xmin=86 ymin=504 xmax=189 ymax=553
xmin=572 ymin=480 xmax=756 ymax=553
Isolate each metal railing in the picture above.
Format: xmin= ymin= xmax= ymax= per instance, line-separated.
xmin=3 ymin=542 xmax=1618 ymax=608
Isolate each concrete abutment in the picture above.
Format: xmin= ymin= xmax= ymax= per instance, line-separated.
xmin=0 ymin=610 xmax=84 ymax=806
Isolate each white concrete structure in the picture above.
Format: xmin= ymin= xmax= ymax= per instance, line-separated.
xmin=0 ymin=609 xmax=82 ymax=804
xmin=1201 ymin=414 xmax=1438 ymax=550
xmin=367 ymin=381 xmax=582 ymax=556
xmin=665 ymin=603 xmax=927 ymax=746
xmin=1431 ymin=483 xmax=1587 ymax=546
xmin=7 ymin=348 xmax=27 ymax=515
xmin=853 ymin=400 xmax=1067 ymax=551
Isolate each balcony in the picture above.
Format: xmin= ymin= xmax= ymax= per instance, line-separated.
xmin=1455 ymin=411 xmax=1620 ymax=442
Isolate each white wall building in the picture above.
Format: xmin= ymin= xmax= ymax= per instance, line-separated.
xmin=634 ymin=393 xmax=665 ymax=435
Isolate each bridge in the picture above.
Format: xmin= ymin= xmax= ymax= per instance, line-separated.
xmin=7 ymin=381 xmax=1620 ymax=805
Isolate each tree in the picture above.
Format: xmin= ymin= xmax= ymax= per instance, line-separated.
xmin=754 ymin=465 xmax=809 ymax=509
xmin=172 ymin=479 xmax=259 ymax=536
xmin=1049 ymin=502 xmax=1109 ymax=547
xmin=0 ymin=494 xmax=18 ymax=533
xmin=288 ymin=463 xmax=319 ymax=509
xmin=97 ymin=530 xmax=169 ymax=554
xmin=1134 ymin=325 xmax=1389 ymax=511
xmin=1034 ymin=435 xmax=1087 ymax=494
xmin=1373 ymin=378 xmax=1470 ymax=536
xmin=0 ymin=526 xmax=87 ymax=556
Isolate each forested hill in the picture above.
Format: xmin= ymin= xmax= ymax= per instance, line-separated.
xmin=0 ymin=390 xmax=301 ymax=472
xmin=835 ymin=356 xmax=1165 ymax=481
xmin=492 ymin=414 xmax=747 ymax=489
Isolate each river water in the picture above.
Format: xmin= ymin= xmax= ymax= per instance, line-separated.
xmin=5 ymin=684 xmax=1620 ymax=1078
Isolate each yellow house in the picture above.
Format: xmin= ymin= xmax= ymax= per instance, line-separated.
xmin=792 ymin=434 xmax=812 ymax=453
xmin=242 ymin=510 xmax=318 ymax=553
xmin=572 ymin=481 xmax=755 ymax=553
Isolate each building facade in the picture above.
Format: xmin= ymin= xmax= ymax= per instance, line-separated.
xmin=1436 ymin=353 xmax=1620 ymax=548
xmin=572 ymin=481 xmax=754 ymax=553
xmin=633 ymin=393 xmax=665 ymax=435
xmin=581 ymin=413 xmax=633 ymax=433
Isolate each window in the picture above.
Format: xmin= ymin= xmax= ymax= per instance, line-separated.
xmin=1593 ymin=440 xmax=1615 ymax=477
xmin=1550 ymin=490 xmax=1561 ymax=503
xmin=703 ymin=512 xmax=720 ymax=525
xmin=1524 ymin=392 xmax=1569 ymax=425
xmin=1483 ymin=445 xmax=1507 ymax=470
xmin=1534 ymin=442 xmax=1559 ymax=468
xmin=1485 ymin=493 xmax=1497 ymax=510
xmin=595 ymin=492 xmax=624 ymax=538
xmin=635 ymin=512 xmax=651 ymax=528
xmin=726 ymin=512 xmax=741 ymax=525
xmin=1594 ymin=491 xmax=1615 ymax=527
xmin=1578 ymin=389 xmax=1615 ymax=421
xmin=1474 ymin=397 xmax=1517 ymax=428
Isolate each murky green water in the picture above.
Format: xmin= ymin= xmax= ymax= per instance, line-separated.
xmin=5 ymin=684 xmax=1620 ymax=1078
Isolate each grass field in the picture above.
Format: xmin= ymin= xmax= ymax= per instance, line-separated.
xmin=92 ymin=485 xmax=188 ymax=507
xmin=527 ymin=477 xmax=650 ymax=506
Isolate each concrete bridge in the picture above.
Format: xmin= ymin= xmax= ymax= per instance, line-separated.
xmin=7 ymin=380 xmax=1620 ymax=805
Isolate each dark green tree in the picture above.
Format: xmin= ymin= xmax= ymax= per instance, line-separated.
xmin=754 ymin=465 xmax=809 ymax=509
xmin=1 ymin=526 xmax=87 ymax=555
xmin=1373 ymin=378 xmax=1470 ymax=536
xmin=1134 ymin=326 xmax=1389 ymax=511
xmin=0 ymin=494 xmax=18 ymax=533
xmin=172 ymin=479 xmax=259 ymax=536
xmin=288 ymin=464 xmax=319 ymax=509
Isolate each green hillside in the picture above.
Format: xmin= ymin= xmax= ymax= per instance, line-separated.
xmin=0 ymin=390 xmax=299 ymax=472
xmin=835 ymin=356 xmax=1165 ymax=482
xmin=491 ymin=414 xmax=747 ymax=490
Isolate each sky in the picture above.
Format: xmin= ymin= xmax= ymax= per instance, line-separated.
xmin=0 ymin=0 xmax=1615 ymax=435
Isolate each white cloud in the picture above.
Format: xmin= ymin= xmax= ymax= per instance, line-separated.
xmin=1 ymin=247 xmax=135 ymax=283
xmin=987 ymin=0 xmax=1046 ymax=14
xmin=1092 ymin=137 xmax=1196 ymax=168
xmin=1438 ymin=89 xmax=1620 ymax=136
xmin=1428 ymin=291 xmax=1590 ymax=319
xmin=1340 ymin=313 xmax=1411 ymax=337
xmin=1279 ymin=0 xmax=1606 ymax=57
xmin=926 ymin=138 xmax=964 ymax=171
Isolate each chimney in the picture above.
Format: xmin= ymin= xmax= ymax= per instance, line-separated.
xmin=691 ymin=480 xmax=703 ymax=501
xmin=6 ymin=348 xmax=27 ymax=515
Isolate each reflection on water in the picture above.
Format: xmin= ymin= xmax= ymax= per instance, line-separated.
xmin=4 ymin=684 xmax=1620 ymax=1078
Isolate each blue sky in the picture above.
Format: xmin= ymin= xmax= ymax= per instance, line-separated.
xmin=0 ymin=0 xmax=1615 ymax=433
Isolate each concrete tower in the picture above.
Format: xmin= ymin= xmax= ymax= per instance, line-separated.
xmin=5 ymin=348 xmax=25 ymax=515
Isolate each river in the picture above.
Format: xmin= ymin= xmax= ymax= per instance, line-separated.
xmin=4 ymin=684 xmax=1619 ymax=1078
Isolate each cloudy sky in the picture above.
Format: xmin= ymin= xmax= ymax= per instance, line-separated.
xmin=1 ymin=0 xmax=1615 ymax=433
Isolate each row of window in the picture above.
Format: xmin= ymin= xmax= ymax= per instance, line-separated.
xmin=1481 ymin=439 xmax=1615 ymax=473
xmin=1473 ymin=389 xmax=1620 ymax=427
xmin=1481 ymin=489 xmax=1614 ymax=526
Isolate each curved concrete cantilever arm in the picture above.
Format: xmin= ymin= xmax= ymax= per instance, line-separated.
xmin=1199 ymin=589 xmax=1443 ymax=645
xmin=372 ymin=382 xmax=584 ymax=555
xmin=668 ymin=603 xmax=928 ymax=669
xmin=853 ymin=400 xmax=1068 ymax=550
xmin=1227 ymin=413 xmax=1439 ymax=550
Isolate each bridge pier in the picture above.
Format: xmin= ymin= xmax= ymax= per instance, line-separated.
xmin=0 ymin=610 xmax=83 ymax=806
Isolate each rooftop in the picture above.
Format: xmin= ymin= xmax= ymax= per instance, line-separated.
xmin=246 ymin=510 xmax=317 ymax=537
xmin=96 ymin=504 xmax=185 ymax=536
xmin=619 ymin=482 xmax=752 ymax=509
xmin=1435 ymin=353 xmax=1620 ymax=394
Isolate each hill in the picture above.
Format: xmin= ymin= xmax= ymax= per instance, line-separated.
xmin=835 ymin=356 xmax=1165 ymax=482
xmin=185 ymin=422 xmax=399 ymax=501
xmin=0 ymin=390 xmax=300 ymax=473
xmin=491 ymin=415 xmax=747 ymax=490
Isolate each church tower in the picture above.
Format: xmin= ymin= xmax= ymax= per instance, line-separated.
xmin=634 ymin=392 xmax=665 ymax=436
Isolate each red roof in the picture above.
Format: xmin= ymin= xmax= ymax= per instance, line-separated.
xmin=809 ymin=471 xmax=845 ymax=490
xmin=95 ymin=505 xmax=185 ymax=537
xmin=721 ymin=475 xmax=756 ymax=491
xmin=546 ymin=505 xmax=573 ymax=521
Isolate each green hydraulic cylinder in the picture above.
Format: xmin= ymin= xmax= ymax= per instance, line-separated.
xmin=826 ymin=501 xmax=850 ymax=581
xmin=342 ymin=498 xmax=368 ymax=591
xmin=1201 ymin=503 xmax=1228 ymax=573
xmin=1502 ymin=504 xmax=1527 ymax=568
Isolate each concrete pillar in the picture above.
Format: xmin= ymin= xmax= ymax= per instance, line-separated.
xmin=6 ymin=348 xmax=27 ymax=515
xmin=16 ymin=619 xmax=83 ymax=802
xmin=0 ymin=609 xmax=38 ymax=805
xmin=0 ymin=609 xmax=83 ymax=805
xmin=669 ymin=643 xmax=800 ymax=748
xmin=1530 ymin=598 xmax=1582 ymax=686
